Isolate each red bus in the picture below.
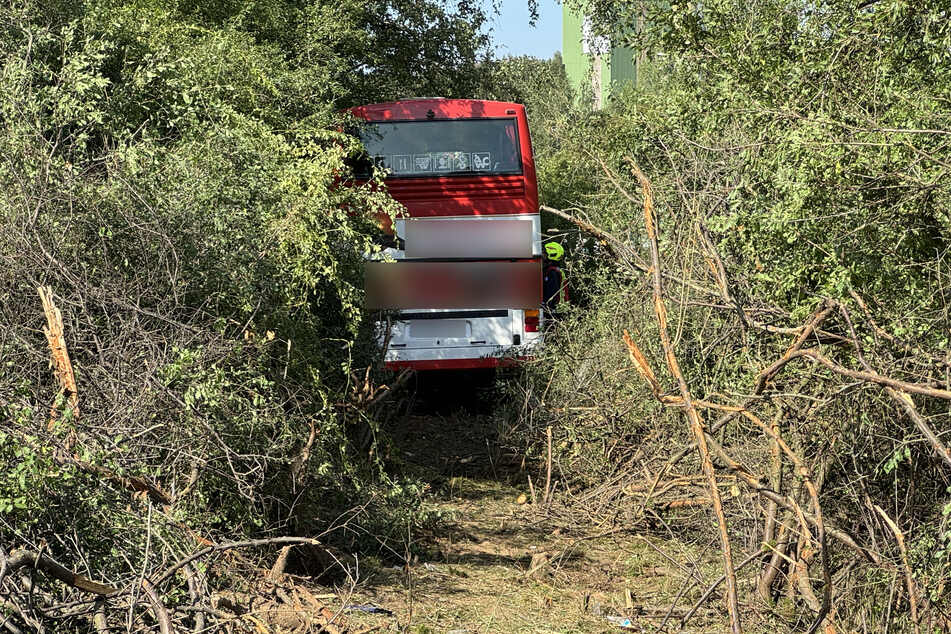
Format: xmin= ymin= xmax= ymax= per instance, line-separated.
xmin=354 ymin=99 xmax=543 ymax=371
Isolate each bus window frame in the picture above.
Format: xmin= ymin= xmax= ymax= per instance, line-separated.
xmin=351 ymin=116 xmax=524 ymax=180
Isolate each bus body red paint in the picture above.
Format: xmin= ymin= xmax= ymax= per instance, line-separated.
xmin=352 ymin=99 xmax=542 ymax=371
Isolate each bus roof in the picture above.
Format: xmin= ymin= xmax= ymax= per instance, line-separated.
xmin=350 ymin=99 xmax=525 ymax=121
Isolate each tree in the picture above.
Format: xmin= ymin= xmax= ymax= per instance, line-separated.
xmin=0 ymin=1 xmax=492 ymax=630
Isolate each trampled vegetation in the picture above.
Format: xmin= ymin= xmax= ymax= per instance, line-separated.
xmin=1 ymin=0 xmax=950 ymax=632
xmin=0 ymin=1 xmax=492 ymax=631
xmin=514 ymin=1 xmax=951 ymax=631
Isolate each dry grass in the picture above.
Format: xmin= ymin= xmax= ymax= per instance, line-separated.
xmin=332 ymin=410 xmax=788 ymax=634
xmin=339 ymin=474 xmax=794 ymax=633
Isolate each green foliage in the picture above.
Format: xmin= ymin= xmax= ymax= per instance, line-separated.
xmin=484 ymin=53 xmax=574 ymax=143
xmin=482 ymin=53 xmax=582 ymax=211
xmin=0 ymin=424 xmax=52 ymax=517
xmin=0 ymin=0 xmax=494 ymax=626
xmin=510 ymin=1 xmax=951 ymax=626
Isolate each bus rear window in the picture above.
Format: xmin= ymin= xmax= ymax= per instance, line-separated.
xmin=352 ymin=119 xmax=522 ymax=178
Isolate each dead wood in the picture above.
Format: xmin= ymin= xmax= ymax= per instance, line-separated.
xmin=56 ymin=454 xmax=173 ymax=506
xmin=849 ymin=289 xmax=951 ymax=369
xmin=629 ymin=161 xmax=742 ymax=633
xmin=738 ymin=409 xmax=832 ymax=633
xmin=140 ymin=579 xmax=173 ymax=634
xmin=636 ymin=301 xmax=834 ymax=485
xmin=762 ymin=409 xmax=783 ymax=562
xmin=93 ymin=600 xmax=108 ymax=634
xmin=754 ymin=302 xmax=834 ymax=394
xmin=0 ymin=549 xmax=118 ymax=596
xmin=33 ymin=290 xmax=173 ymax=505
xmin=700 ymin=433 xmax=883 ymax=565
xmin=697 ymin=222 xmax=751 ymax=329
xmin=757 ymin=520 xmax=791 ymax=601
xmin=886 ymin=389 xmax=951 ymax=469
xmin=835 ymin=298 xmax=951 ymax=470
xmin=544 ymin=425 xmax=553 ymax=506
xmin=182 ymin=563 xmax=205 ymax=634
xmin=0 ymin=595 xmax=27 ymax=634
xmin=682 ymin=548 xmax=765 ymax=628
xmin=540 ymin=204 xmax=637 ymax=265
xmin=874 ymin=505 xmax=923 ymax=634
xmin=270 ymin=545 xmax=294 ymax=579
xmin=9 ymin=426 xmax=172 ymax=506
xmin=210 ymin=582 xmax=345 ymax=634
xmin=290 ymin=421 xmax=318 ymax=486
xmin=622 ymin=334 xmax=883 ymax=566
xmin=38 ymin=286 xmax=79 ymax=427
xmin=365 ymin=368 xmax=413 ymax=409
xmin=791 ymin=348 xmax=951 ymax=401
xmin=154 ymin=536 xmax=325 ymax=588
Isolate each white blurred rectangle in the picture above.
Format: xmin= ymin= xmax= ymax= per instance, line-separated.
xmin=404 ymin=218 xmax=534 ymax=258
xmin=409 ymin=320 xmax=469 ymax=339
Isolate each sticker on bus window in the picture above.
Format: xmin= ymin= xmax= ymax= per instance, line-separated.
xmin=434 ymin=152 xmax=453 ymax=171
xmin=391 ymin=154 xmax=413 ymax=174
xmin=472 ymin=152 xmax=491 ymax=170
xmin=452 ymin=152 xmax=471 ymax=171
xmin=414 ymin=154 xmax=433 ymax=172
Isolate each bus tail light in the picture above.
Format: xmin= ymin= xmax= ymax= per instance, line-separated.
xmin=524 ymin=309 xmax=540 ymax=332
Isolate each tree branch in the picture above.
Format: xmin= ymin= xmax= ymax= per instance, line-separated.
xmin=628 ymin=162 xmax=742 ymax=634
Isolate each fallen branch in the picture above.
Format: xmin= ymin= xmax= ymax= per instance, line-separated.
xmin=757 ymin=516 xmax=792 ymax=601
xmin=886 ymin=389 xmax=951 ymax=469
xmin=365 ymin=368 xmax=414 ymax=409
xmin=630 ymin=162 xmax=742 ymax=634
xmin=738 ymin=409 xmax=831 ymax=633
xmin=697 ymin=223 xmax=751 ymax=329
xmin=681 ymin=548 xmax=765 ymax=627
xmin=539 ymin=204 xmax=631 ymax=263
xmin=635 ymin=299 xmax=834 ymax=482
xmin=182 ymin=563 xmax=205 ymax=634
xmin=140 ymin=579 xmax=172 ymax=634
xmin=833 ymin=300 xmax=951 ymax=472
xmin=700 ymin=433 xmax=882 ymax=565
xmin=849 ymin=290 xmax=951 ymax=369
xmin=754 ymin=302 xmax=834 ymax=393
xmin=623 ymin=336 xmax=882 ymax=566
xmin=794 ymin=348 xmax=951 ymax=401
xmin=874 ymin=505 xmax=922 ymax=634
xmin=154 ymin=536 xmax=322 ymax=588
xmin=0 ymin=549 xmax=117 ymax=595
xmin=541 ymin=202 xmax=720 ymax=298
xmin=34 ymin=289 xmax=172 ymax=505
xmin=290 ymin=421 xmax=318 ymax=486
xmin=544 ymin=426 xmax=553 ymax=507
xmin=56 ymin=454 xmax=173 ymax=506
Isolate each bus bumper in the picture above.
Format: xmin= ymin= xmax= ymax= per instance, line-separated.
xmin=383 ymin=345 xmax=533 ymax=371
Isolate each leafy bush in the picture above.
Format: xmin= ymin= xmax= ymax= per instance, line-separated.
xmin=511 ymin=1 xmax=951 ymax=628
xmin=0 ymin=0 xmax=491 ymax=630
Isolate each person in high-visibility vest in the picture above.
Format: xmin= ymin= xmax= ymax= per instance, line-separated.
xmin=542 ymin=241 xmax=568 ymax=318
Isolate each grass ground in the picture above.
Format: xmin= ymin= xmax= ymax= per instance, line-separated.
xmin=342 ymin=475 xmax=724 ymax=633
xmin=333 ymin=396 xmax=755 ymax=634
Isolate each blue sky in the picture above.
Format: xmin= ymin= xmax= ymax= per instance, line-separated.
xmin=484 ymin=0 xmax=562 ymax=60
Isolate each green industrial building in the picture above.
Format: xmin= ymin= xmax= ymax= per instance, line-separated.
xmin=562 ymin=5 xmax=639 ymax=108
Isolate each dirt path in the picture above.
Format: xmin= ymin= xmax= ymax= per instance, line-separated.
xmin=338 ymin=411 xmax=733 ymax=633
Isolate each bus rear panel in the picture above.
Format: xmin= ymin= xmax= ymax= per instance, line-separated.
xmin=351 ymin=99 xmax=542 ymax=370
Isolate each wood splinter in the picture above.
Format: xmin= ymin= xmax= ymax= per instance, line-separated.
xmin=38 ymin=286 xmax=79 ymax=428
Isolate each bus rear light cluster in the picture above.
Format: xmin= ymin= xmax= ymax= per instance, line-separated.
xmin=524 ymin=309 xmax=540 ymax=332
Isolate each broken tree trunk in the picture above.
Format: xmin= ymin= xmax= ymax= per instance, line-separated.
xmin=38 ymin=286 xmax=79 ymax=428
